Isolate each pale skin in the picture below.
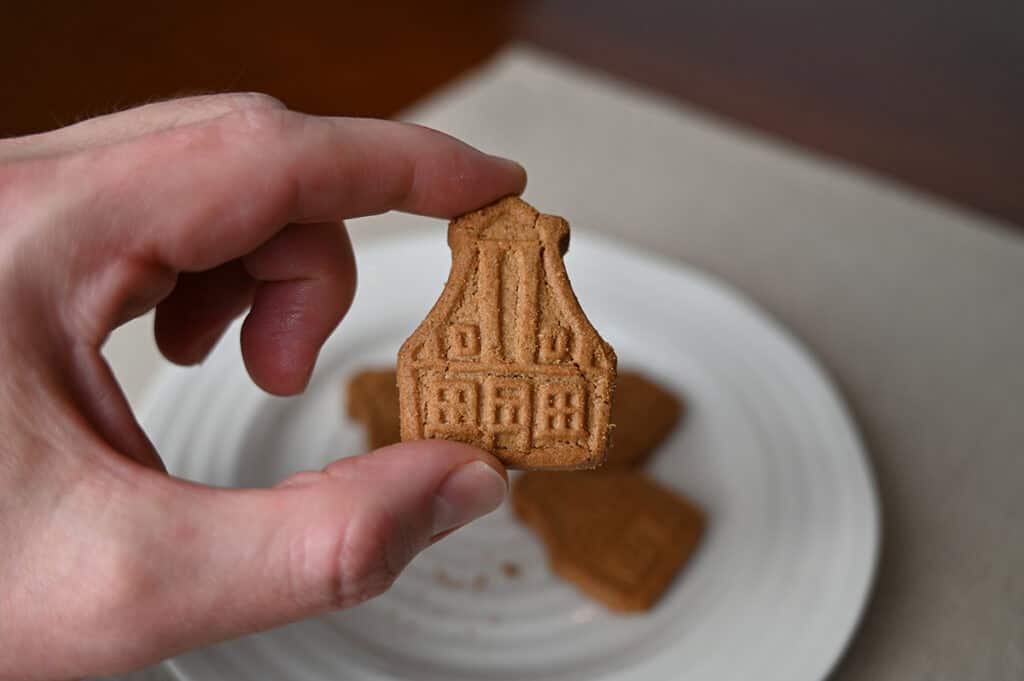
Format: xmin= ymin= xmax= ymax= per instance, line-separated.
xmin=0 ymin=93 xmax=525 ymax=680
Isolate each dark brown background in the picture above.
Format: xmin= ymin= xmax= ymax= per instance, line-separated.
xmin=3 ymin=1 xmax=1022 ymax=231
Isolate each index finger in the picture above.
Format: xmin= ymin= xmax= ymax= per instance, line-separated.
xmin=72 ymin=108 xmax=527 ymax=271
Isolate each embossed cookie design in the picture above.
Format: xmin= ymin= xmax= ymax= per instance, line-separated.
xmin=513 ymin=471 xmax=706 ymax=612
xmin=398 ymin=197 xmax=616 ymax=469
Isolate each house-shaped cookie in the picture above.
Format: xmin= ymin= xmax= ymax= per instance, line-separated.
xmin=397 ymin=197 xmax=616 ymax=469
xmin=513 ymin=471 xmax=706 ymax=611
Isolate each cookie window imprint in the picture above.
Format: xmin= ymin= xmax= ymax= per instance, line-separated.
xmin=535 ymin=382 xmax=587 ymax=444
xmin=425 ymin=380 xmax=478 ymax=438
xmin=447 ymin=324 xmax=481 ymax=358
xmin=539 ymin=326 xmax=572 ymax=363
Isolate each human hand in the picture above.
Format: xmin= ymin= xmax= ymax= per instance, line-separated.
xmin=0 ymin=93 xmax=524 ymax=680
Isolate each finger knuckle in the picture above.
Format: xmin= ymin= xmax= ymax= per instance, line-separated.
xmin=312 ymin=502 xmax=409 ymax=610
xmin=208 ymin=91 xmax=287 ymax=113
xmin=220 ymin=105 xmax=298 ymax=144
xmin=161 ymin=92 xmax=286 ymax=125
xmin=161 ymin=105 xmax=295 ymax=158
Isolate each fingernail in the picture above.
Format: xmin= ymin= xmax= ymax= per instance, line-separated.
xmin=431 ymin=461 xmax=508 ymax=536
xmin=490 ymin=155 xmax=527 ymax=181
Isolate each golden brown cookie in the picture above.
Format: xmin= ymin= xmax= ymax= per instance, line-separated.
xmin=398 ymin=197 xmax=617 ymax=470
xmin=513 ymin=471 xmax=705 ymax=612
xmin=346 ymin=368 xmax=401 ymax=450
xmin=605 ymin=372 xmax=684 ymax=469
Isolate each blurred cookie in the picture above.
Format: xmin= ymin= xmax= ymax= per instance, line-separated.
xmin=346 ymin=368 xmax=401 ymax=450
xmin=605 ymin=371 xmax=684 ymax=469
xmin=513 ymin=471 xmax=705 ymax=612
xmin=397 ymin=196 xmax=616 ymax=469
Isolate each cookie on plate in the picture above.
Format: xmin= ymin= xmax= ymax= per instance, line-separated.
xmin=605 ymin=372 xmax=684 ymax=469
xmin=513 ymin=471 xmax=705 ymax=612
xmin=346 ymin=368 xmax=401 ymax=450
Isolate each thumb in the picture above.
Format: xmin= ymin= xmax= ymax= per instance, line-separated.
xmin=108 ymin=441 xmax=506 ymax=672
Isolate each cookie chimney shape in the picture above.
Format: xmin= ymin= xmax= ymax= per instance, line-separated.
xmin=397 ymin=196 xmax=616 ymax=469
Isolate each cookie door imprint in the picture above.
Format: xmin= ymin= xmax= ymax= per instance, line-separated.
xmin=397 ymin=196 xmax=617 ymax=470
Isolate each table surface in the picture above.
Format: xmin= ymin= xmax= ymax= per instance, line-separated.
xmin=2 ymin=1 xmax=1023 ymax=231
xmin=97 ymin=47 xmax=1024 ymax=680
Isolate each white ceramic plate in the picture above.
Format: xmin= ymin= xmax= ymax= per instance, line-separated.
xmin=141 ymin=231 xmax=880 ymax=681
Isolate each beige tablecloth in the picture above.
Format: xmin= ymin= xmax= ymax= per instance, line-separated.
xmin=103 ymin=46 xmax=1024 ymax=680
